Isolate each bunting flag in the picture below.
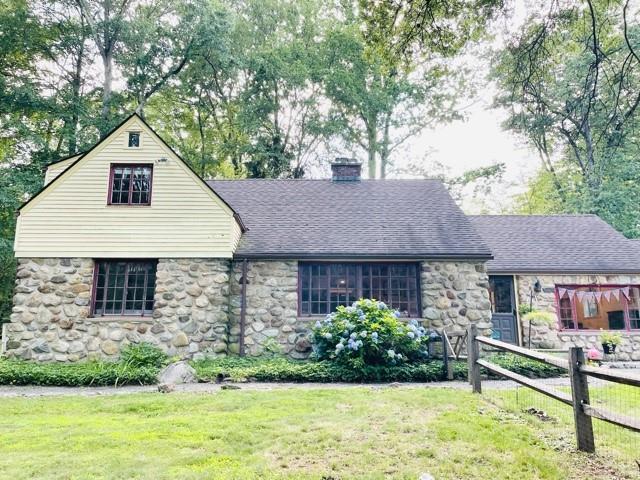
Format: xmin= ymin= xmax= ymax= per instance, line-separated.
xmin=561 ymin=286 xmax=633 ymax=304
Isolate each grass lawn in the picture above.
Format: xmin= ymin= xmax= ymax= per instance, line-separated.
xmin=0 ymin=386 xmax=634 ymax=479
xmin=492 ymin=383 xmax=640 ymax=478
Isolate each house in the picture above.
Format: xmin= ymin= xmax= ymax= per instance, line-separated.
xmin=3 ymin=114 xmax=640 ymax=362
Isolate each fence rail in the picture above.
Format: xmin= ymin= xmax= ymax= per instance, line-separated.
xmin=467 ymin=324 xmax=640 ymax=452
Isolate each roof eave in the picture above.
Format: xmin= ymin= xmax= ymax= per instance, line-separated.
xmin=233 ymin=252 xmax=494 ymax=261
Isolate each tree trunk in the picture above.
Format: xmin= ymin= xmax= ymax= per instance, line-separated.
xmin=379 ymin=115 xmax=391 ymax=179
xmin=101 ymin=51 xmax=113 ymax=136
xmin=367 ymin=126 xmax=377 ymax=179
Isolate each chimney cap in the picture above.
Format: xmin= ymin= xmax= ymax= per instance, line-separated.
xmin=332 ymin=157 xmax=361 ymax=166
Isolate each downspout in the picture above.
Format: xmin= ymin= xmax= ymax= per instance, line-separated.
xmin=239 ymin=258 xmax=247 ymax=357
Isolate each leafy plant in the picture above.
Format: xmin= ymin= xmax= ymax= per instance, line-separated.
xmin=119 ymin=342 xmax=169 ymax=369
xmin=522 ymin=310 xmax=556 ymax=326
xmin=518 ymin=304 xmax=533 ymax=317
xmin=311 ymin=299 xmax=434 ymax=367
xmin=600 ymin=331 xmax=623 ymax=346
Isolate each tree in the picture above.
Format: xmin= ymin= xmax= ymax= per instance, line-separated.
xmin=494 ymin=0 xmax=640 ymax=236
xmin=321 ymin=23 xmax=462 ymax=178
xmin=359 ymin=0 xmax=503 ymax=60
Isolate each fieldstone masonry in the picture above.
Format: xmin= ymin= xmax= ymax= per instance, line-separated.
xmin=420 ymin=261 xmax=492 ymax=336
xmin=4 ymin=258 xmax=494 ymax=362
xmin=518 ymin=273 xmax=640 ymax=360
xmin=228 ymin=260 xmax=310 ymax=358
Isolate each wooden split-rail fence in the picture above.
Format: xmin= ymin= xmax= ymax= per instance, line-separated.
xmin=465 ymin=324 xmax=640 ymax=453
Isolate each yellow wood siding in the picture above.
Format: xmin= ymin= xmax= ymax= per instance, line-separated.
xmin=16 ymin=117 xmax=240 ymax=258
xmin=43 ymin=155 xmax=81 ymax=185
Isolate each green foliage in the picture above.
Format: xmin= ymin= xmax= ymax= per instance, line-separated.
xmin=119 ymin=342 xmax=169 ymax=369
xmin=192 ymin=353 xmax=564 ymax=383
xmin=311 ymin=299 xmax=431 ymax=366
xmin=0 ymin=359 xmax=159 ymax=387
xmin=521 ymin=310 xmax=556 ymax=326
xmin=517 ymin=303 xmax=533 ymax=317
xmin=600 ymin=331 xmax=623 ymax=346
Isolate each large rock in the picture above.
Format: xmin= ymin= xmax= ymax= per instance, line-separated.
xmin=157 ymin=361 xmax=197 ymax=385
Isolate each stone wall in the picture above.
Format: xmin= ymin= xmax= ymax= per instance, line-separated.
xmin=4 ymin=258 xmax=231 ymax=361
xmin=517 ymin=273 xmax=640 ymax=360
xmin=420 ymin=261 xmax=492 ymax=335
xmin=228 ymin=260 xmax=309 ymax=358
xmin=4 ymin=257 xmax=494 ymax=362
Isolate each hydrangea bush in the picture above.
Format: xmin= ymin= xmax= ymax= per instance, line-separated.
xmin=311 ymin=299 xmax=434 ymax=367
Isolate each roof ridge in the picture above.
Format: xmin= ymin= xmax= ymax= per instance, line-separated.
xmin=468 ymin=214 xmax=598 ymax=218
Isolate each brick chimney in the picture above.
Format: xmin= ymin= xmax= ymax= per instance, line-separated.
xmin=331 ymin=157 xmax=362 ymax=182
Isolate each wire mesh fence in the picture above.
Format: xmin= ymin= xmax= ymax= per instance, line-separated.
xmin=461 ymin=326 xmax=640 ymax=477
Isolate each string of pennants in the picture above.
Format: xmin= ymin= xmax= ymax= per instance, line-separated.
xmin=557 ymin=287 xmax=631 ymax=304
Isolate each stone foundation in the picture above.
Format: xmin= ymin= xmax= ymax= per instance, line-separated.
xmin=4 ymin=258 xmax=493 ymax=362
xmin=517 ymin=273 xmax=640 ymax=360
xmin=421 ymin=261 xmax=492 ymax=336
xmin=4 ymin=258 xmax=231 ymax=361
xmin=229 ymin=260 xmax=310 ymax=358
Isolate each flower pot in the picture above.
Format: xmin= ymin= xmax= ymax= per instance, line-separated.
xmin=602 ymin=343 xmax=616 ymax=354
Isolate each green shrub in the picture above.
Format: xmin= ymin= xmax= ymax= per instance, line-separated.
xmin=0 ymin=358 xmax=159 ymax=386
xmin=191 ymin=353 xmax=565 ymax=384
xmin=522 ymin=310 xmax=556 ymax=326
xmin=120 ymin=342 xmax=168 ymax=368
xmin=311 ymin=299 xmax=434 ymax=366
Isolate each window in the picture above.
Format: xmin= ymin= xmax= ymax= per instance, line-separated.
xmin=128 ymin=132 xmax=140 ymax=148
xmin=299 ymin=263 xmax=420 ymax=317
xmin=556 ymin=285 xmax=640 ymax=331
xmin=558 ymin=296 xmax=574 ymax=329
xmin=109 ymin=164 xmax=152 ymax=205
xmin=92 ymin=260 xmax=156 ymax=316
xmin=630 ymin=287 xmax=640 ymax=329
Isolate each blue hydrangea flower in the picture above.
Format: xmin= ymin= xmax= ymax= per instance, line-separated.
xmin=335 ymin=343 xmax=344 ymax=351
xmin=377 ymin=301 xmax=387 ymax=309
xmin=371 ymin=331 xmax=378 ymax=338
xmin=315 ymin=321 xmax=322 ymax=328
xmin=360 ymin=331 xmax=367 ymax=338
xmin=407 ymin=331 xmax=415 ymax=339
xmin=350 ymin=332 xmax=357 ymax=339
xmin=323 ymin=332 xmax=332 ymax=340
xmin=394 ymin=310 xmax=401 ymax=318
xmin=387 ymin=349 xmax=395 ymax=358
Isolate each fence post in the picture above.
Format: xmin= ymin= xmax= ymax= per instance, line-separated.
xmin=568 ymin=347 xmax=595 ymax=453
xmin=467 ymin=324 xmax=481 ymax=393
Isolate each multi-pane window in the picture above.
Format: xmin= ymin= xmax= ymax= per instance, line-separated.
xmin=299 ymin=263 xmax=420 ymax=317
xmin=556 ymin=285 xmax=640 ymax=331
xmin=558 ymin=296 xmax=574 ymax=329
xmin=630 ymin=287 xmax=640 ymax=329
xmin=92 ymin=261 xmax=156 ymax=316
xmin=109 ymin=164 xmax=152 ymax=205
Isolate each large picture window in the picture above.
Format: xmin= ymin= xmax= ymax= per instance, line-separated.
xmin=92 ymin=260 xmax=157 ymax=316
xmin=299 ymin=263 xmax=420 ymax=317
xmin=108 ymin=164 xmax=152 ymax=205
xmin=556 ymin=285 xmax=640 ymax=331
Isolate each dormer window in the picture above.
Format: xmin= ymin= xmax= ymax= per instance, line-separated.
xmin=109 ymin=164 xmax=152 ymax=205
xmin=128 ymin=131 xmax=141 ymax=148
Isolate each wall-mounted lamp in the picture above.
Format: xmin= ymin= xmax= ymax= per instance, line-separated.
xmin=533 ymin=279 xmax=542 ymax=294
xmin=157 ymin=157 xmax=169 ymax=164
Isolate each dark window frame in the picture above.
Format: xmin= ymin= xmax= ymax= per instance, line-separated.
xmin=555 ymin=284 xmax=640 ymax=332
xmin=128 ymin=131 xmax=141 ymax=148
xmin=90 ymin=259 xmax=157 ymax=317
xmin=297 ymin=262 xmax=421 ymax=318
xmin=107 ymin=163 xmax=153 ymax=206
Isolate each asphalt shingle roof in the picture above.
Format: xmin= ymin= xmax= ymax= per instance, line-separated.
xmin=207 ymin=179 xmax=493 ymax=259
xmin=468 ymin=215 xmax=640 ymax=273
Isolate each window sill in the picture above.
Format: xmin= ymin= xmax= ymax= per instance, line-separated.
xmin=85 ymin=316 xmax=154 ymax=323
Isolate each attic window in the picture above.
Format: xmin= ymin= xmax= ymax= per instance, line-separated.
xmin=108 ymin=164 xmax=153 ymax=205
xmin=128 ymin=132 xmax=141 ymax=148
